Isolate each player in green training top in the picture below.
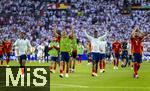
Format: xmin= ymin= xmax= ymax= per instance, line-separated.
xmin=59 ymin=28 xmax=71 ymax=78
xmin=69 ymin=26 xmax=77 ymax=73
xmin=77 ymin=40 xmax=84 ymax=64
xmin=49 ymin=36 xmax=59 ymax=73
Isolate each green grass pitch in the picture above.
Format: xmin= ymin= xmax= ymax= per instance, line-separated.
xmin=50 ymin=61 xmax=150 ymax=91
xmin=0 ymin=61 xmax=150 ymax=91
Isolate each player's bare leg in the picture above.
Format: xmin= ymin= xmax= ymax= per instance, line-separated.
xmin=72 ymin=59 xmax=76 ymax=72
xmin=65 ymin=62 xmax=69 ymax=77
xmin=95 ymin=61 xmax=98 ymax=76
xmin=50 ymin=61 xmax=54 ymax=73
xmin=54 ymin=62 xmax=57 ymax=71
xmin=99 ymin=60 xmax=103 ymax=73
xmin=69 ymin=59 xmax=71 ymax=70
xmin=103 ymin=59 xmax=106 ymax=72
xmin=133 ymin=62 xmax=138 ymax=78
xmin=6 ymin=55 xmax=10 ymax=67
xmin=116 ymin=58 xmax=119 ymax=69
xmin=100 ymin=59 xmax=106 ymax=73
xmin=92 ymin=61 xmax=97 ymax=77
xmin=87 ymin=56 xmax=92 ymax=65
xmin=60 ymin=61 xmax=65 ymax=78
xmin=92 ymin=61 xmax=95 ymax=76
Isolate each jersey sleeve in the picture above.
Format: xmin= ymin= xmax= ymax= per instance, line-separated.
xmin=84 ymin=30 xmax=93 ymax=40
xmin=13 ymin=39 xmax=19 ymax=46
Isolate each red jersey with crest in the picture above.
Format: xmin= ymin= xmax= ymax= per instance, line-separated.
xmin=3 ymin=41 xmax=12 ymax=53
xmin=112 ymin=41 xmax=122 ymax=54
xmin=131 ymin=37 xmax=143 ymax=54
xmin=0 ymin=45 xmax=4 ymax=55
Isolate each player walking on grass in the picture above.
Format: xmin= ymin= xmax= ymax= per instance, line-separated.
xmin=127 ymin=41 xmax=133 ymax=68
xmin=59 ymin=29 xmax=71 ymax=78
xmin=99 ymin=40 xmax=107 ymax=73
xmin=13 ymin=32 xmax=31 ymax=77
xmin=49 ymin=36 xmax=59 ymax=73
xmin=121 ymin=39 xmax=128 ymax=68
xmin=83 ymin=26 xmax=108 ymax=77
xmin=77 ymin=40 xmax=84 ymax=64
xmin=130 ymin=26 xmax=149 ymax=78
xmin=51 ymin=25 xmax=61 ymax=66
xmin=3 ymin=38 xmax=12 ymax=67
xmin=0 ymin=41 xmax=4 ymax=65
xmin=112 ymin=39 xmax=122 ymax=69
xmin=30 ymin=44 xmax=36 ymax=62
xmin=37 ymin=43 xmax=45 ymax=63
xmin=106 ymin=42 xmax=112 ymax=63
xmin=69 ymin=26 xmax=77 ymax=73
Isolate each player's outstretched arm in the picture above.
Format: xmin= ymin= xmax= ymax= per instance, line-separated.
xmin=70 ymin=25 xmax=76 ymax=37
xmin=13 ymin=39 xmax=19 ymax=47
xmin=131 ymin=26 xmax=138 ymax=38
xmin=98 ymin=26 xmax=109 ymax=40
xmin=141 ymin=32 xmax=150 ymax=41
xmin=82 ymin=28 xmax=93 ymax=40
xmin=52 ymin=25 xmax=59 ymax=37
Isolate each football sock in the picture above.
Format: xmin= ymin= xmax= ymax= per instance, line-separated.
xmin=103 ymin=61 xmax=106 ymax=69
xmin=134 ymin=62 xmax=138 ymax=75
xmin=95 ymin=62 xmax=98 ymax=73
xmin=137 ymin=64 xmax=140 ymax=71
xmin=99 ymin=61 xmax=103 ymax=69
xmin=6 ymin=58 xmax=10 ymax=65
xmin=66 ymin=63 xmax=69 ymax=73
xmin=113 ymin=60 xmax=115 ymax=66
xmin=92 ymin=62 xmax=95 ymax=73
xmin=116 ymin=59 xmax=119 ymax=67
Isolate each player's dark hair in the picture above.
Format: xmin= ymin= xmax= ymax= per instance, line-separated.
xmin=94 ymin=30 xmax=98 ymax=33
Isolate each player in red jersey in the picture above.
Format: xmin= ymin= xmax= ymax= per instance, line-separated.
xmin=3 ymin=38 xmax=12 ymax=67
xmin=0 ymin=41 xmax=4 ymax=65
xmin=112 ymin=39 xmax=122 ymax=69
xmin=51 ymin=25 xmax=61 ymax=70
xmin=131 ymin=26 xmax=149 ymax=78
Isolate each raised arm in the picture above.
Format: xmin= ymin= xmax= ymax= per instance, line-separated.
xmin=131 ymin=26 xmax=138 ymax=38
xmin=13 ymin=39 xmax=18 ymax=47
xmin=83 ymin=29 xmax=93 ymax=40
xmin=52 ymin=25 xmax=59 ymax=37
xmin=98 ymin=26 xmax=109 ymax=40
xmin=141 ymin=33 xmax=150 ymax=41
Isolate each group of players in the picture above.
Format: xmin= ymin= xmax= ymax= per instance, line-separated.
xmin=49 ymin=25 xmax=149 ymax=79
xmin=0 ymin=25 xmax=149 ymax=79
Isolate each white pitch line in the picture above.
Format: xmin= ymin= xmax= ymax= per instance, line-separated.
xmin=90 ymin=87 xmax=150 ymax=89
xmin=50 ymin=84 xmax=150 ymax=89
xmin=50 ymin=84 xmax=88 ymax=88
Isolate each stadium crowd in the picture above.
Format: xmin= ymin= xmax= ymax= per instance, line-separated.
xmin=0 ymin=0 xmax=150 ymax=48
